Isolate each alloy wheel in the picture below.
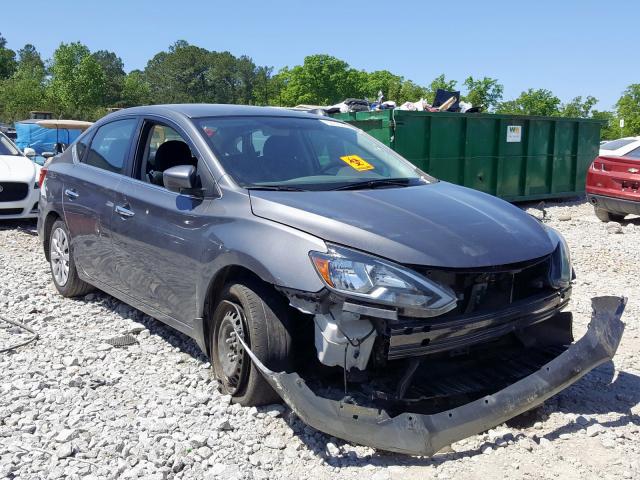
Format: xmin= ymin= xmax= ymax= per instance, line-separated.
xmin=50 ymin=227 xmax=70 ymax=286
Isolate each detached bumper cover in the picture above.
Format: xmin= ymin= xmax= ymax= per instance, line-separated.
xmin=243 ymin=296 xmax=626 ymax=456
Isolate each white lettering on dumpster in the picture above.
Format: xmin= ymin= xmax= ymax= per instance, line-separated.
xmin=506 ymin=125 xmax=522 ymax=143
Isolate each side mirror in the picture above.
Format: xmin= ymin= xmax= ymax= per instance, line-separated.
xmin=163 ymin=165 xmax=203 ymax=196
xmin=23 ymin=147 xmax=36 ymax=158
xmin=42 ymin=152 xmax=55 ymax=159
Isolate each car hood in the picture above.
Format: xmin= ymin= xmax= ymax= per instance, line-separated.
xmin=0 ymin=154 xmax=38 ymax=182
xmin=249 ymin=182 xmax=556 ymax=268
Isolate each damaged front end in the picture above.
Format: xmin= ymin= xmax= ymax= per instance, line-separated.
xmin=239 ymin=237 xmax=626 ymax=455
xmin=243 ymin=296 xmax=625 ymax=456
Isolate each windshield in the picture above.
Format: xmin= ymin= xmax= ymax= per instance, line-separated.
xmin=0 ymin=133 xmax=20 ymax=156
xmin=196 ymin=116 xmax=432 ymax=190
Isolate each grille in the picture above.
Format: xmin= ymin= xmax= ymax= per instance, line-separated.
xmin=415 ymin=255 xmax=552 ymax=317
xmin=0 ymin=182 xmax=29 ymax=202
xmin=0 ymin=208 xmax=24 ymax=216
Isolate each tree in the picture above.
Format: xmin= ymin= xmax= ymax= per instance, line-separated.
xmin=496 ymin=88 xmax=561 ymax=116
xmin=426 ymin=74 xmax=458 ymax=102
xmin=47 ymin=42 xmax=106 ymax=117
xmin=0 ymin=44 xmax=46 ymax=121
xmin=463 ymin=76 xmax=504 ymax=111
xmin=276 ymin=54 xmax=363 ymax=106
xmin=143 ymin=41 xmax=263 ymax=105
xmin=0 ymin=33 xmax=16 ymax=80
xmin=361 ymin=70 xmax=404 ymax=102
xmin=592 ymin=110 xmax=620 ymax=140
xmin=91 ymin=50 xmax=125 ymax=106
xmin=616 ymin=84 xmax=640 ymax=136
xmin=121 ymin=70 xmax=151 ymax=106
xmin=559 ymin=95 xmax=598 ymax=118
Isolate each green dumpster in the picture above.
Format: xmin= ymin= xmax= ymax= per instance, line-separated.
xmin=332 ymin=110 xmax=603 ymax=202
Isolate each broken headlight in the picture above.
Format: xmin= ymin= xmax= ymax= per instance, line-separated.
xmin=546 ymin=226 xmax=572 ymax=289
xmin=309 ymin=244 xmax=457 ymax=317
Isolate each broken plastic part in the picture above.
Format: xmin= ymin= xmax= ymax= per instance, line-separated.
xmin=239 ymin=296 xmax=625 ymax=456
xmin=313 ymin=311 xmax=377 ymax=371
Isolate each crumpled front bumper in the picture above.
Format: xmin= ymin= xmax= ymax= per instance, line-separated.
xmin=243 ymin=296 xmax=626 ymax=456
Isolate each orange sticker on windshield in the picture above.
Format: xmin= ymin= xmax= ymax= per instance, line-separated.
xmin=340 ymin=155 xmax=374 ymax=171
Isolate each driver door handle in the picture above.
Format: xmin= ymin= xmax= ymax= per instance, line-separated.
xmin=64 ymin=188 xmax=79 ymax=199
xmin=115 ymin=205 xmax=135 ymax=218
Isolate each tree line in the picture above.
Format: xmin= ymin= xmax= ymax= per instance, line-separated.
xmin=0 ymin=34 xmax=636 ymax=139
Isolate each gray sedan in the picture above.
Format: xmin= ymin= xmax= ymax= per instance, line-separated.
xmin=37 ymin=104 xmax=624 ymax=455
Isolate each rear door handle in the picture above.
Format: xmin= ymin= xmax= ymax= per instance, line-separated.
xmin=115 ymin=205 xmax=135 ymax=218
xmin=64 ymin=188 xmax=79 ymax=199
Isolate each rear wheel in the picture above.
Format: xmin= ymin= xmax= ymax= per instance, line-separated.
xmin=49 ymin=220 xmax=93 ymax=297
xmin=209 ymin=278 xmax=292 ymax=406
xmin=594 ymin=206 xmax=626 ymax=223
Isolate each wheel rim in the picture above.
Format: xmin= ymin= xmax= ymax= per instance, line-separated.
xmin=215 ymin=303 xmax=247 ymax=394
xmin=50 ymin=227 xmax=70 ymax=286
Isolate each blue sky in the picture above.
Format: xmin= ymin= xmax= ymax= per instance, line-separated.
xmin=2 ymin=0 xmax=636 ymax=110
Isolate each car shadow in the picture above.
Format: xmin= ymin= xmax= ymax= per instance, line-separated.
xmin=0 ymin=219 xmax=38 ymax=235
xmin=80 ymin=290 xmax=208 ymax=363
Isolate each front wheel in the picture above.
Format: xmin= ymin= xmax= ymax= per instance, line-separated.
xmin=209 ymin=279 xmax=292 ymax=406
xmin=49 ymin=220 xmax=93 ymax=297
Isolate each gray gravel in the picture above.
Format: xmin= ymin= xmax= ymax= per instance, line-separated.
xmin=1 ymin=199 xmax=639 ymax=480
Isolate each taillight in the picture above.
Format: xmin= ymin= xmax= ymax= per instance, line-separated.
xmin=38 ymin=167 xmax=48 ymax=187
xmin=593 ymin=162 xmax=606 ymax=171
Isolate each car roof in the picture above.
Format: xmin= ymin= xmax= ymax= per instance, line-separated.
xmin=106 ymin=104 xmax=322 ymax=120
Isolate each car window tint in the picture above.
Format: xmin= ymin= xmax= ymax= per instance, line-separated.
xmin=625 ymin=146 xmax=640 ymax=159
xmin=0 ymin=133 xmax=20 ymax=156
xmin=73 ymin=132 xmax=91 ymax=163
xmin=601 ymin=139 xmax=636 ymax=151
xmin=148 ymin=124 xmax=184 ymax=160
xmin=84 ymin=119 xmax=137 ymax=173
xmin=141 ymin=123 xmax=195 ymax=187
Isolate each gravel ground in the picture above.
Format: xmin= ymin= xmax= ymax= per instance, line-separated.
xmin=0 ymin=199 xmax=639 ymax=480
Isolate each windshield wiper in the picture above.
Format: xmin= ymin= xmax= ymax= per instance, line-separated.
xmin=247 ymin=185 xmax=307 ymax=192
xmin=331 ymin=178 xmax=414 ymax=191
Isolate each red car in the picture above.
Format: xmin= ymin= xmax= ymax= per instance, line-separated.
xmin=586 ymin=148 xmax=640 ymax=222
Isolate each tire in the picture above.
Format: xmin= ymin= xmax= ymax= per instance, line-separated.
xmin=48 ymin=220 xmax=94 ymax=297
xmin=594 ymin=206 xmax=626 ymax=223
xmin=209 ymin=278 xmax=292 ymax=406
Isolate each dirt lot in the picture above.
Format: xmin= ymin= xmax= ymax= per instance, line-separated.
xmin=1 ymin=199 xmax=639 ymax=480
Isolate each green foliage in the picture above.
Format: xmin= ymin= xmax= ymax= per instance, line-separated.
xmin=144 ymin=41 xmax=262 ymax=105
xmin=121 ymin=70 xmax=151 ymax=107
xmin=463 ymin=76 xmax=504 ymax=111
xmin=591 ymin=110 xmax=620 ymax=140
xmin=427 ymin=74 xmax=458 ymax=101
xmin=0 ymin=34 xmax=17 ymax=80
xmin=0 ymin=32 xmax=627 ymax=139
xmin=48 ymin=42 xmax=106 ymax=117
xmin=616 ymin=84 xmax=640 ymax=136
xmin=276 ymin=54 xmax=363 ymax=106
xmin=496 ymin=88 xmax=561 ymax=116
xmin=559 ymin=95 xmax=598 ymax=118
xmin=0 ymin=44 xmax=47 ymax=121
xmin=91 ymin=50 xmax=125 ymax=106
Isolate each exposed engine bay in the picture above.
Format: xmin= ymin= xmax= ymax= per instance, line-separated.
xmin=281 ymin=253 xmax=574 ymax=413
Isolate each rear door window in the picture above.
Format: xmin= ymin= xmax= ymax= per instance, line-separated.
xmin=84 ymin=119 xmax=137 ymax=174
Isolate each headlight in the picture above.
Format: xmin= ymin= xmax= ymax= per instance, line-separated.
xmin=309 ymin=244 xmax=457 ymax=317
xmin=545 ymin=227 xmax=572 ymax=289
